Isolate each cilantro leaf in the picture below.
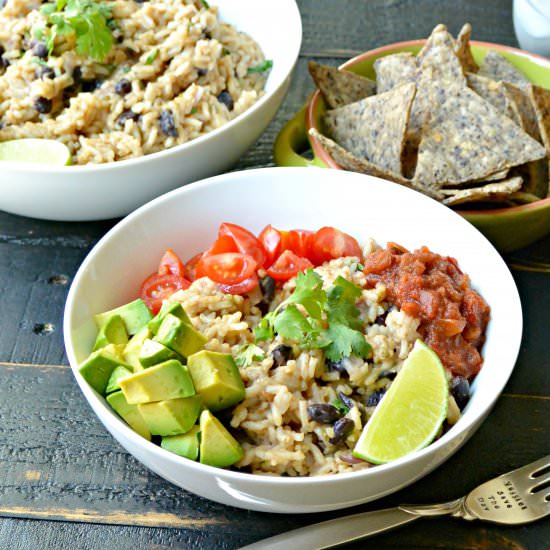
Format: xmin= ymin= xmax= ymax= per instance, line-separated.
xmin=41 ymin=0 xmax=114 ymax=61
xmin=325 ymin=323 xmax=371 ymax=362
xmin=327 ymin=276 xmax=363 ymax=331
xmin=145 ymin=49 xmax=158 ymax=65
xmin=284 ymin=269 xmax=325 ymax=318
xmin=234 ymin=344 xmax=265 ymax=368
xmin=273 ymin=305 xmax=312 ymax=342
xmin=247 ymin=60 xmax=273 ymax=74
xmin=332 ymin=398 xmax=350 ymax=416
xmin=254 ymin=312 xmax=275 ymax=341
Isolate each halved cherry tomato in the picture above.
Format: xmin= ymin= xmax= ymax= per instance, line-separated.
xmin=204 ymin=234 xmax=238 ymax=256
xmin=218 ymin=222 xmax=265 ymax=266
xmin=218 ymin=272 xmax=259 ymax=295
xmin=158 ymin=249 xmax=185 ymax=277
xmin=140 ymin=273 xmax=190 ymax=315
xmin=266 ymin=249 xmax=313 ymax=281
xmin=308 ymin=226 xmax=362 ymax=265
xmin=195 ymin=252 xmax=257 ymax=285
xmin=258 ymin=224 xmax=283 ymax=268
xmin=184 ymin=252 xmax=203 ymax=281
xmin=285 ymin=229 xmax=314 ymax=259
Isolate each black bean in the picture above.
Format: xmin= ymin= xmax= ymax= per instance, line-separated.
xmin=72 ymin=66 xmax=82 ymax=83
xmin=337 ymin=391 xmax=355 ymax=411
xmin=116 ymin=109 xmax=139 ymax=127
xmin=37 ymin=66 xmax=55 ymax=80
xmin=217 ymin=90 xmax=234 ymax=111
xmin=159 ymin=109 xmax=178 ymax=137
xmin=374 ymin=311 xmax=389 ymax=326
xmin=329 ymin=418 xmax=355 ymax=445
xmin=0 ymin=56 xmax=9 ymax=69
xmin=34 ymin=96 xmax=52 ymax=114
xmin=307 ymin=403 xmax=341 ymax=424
xmin=450 ymin=376 xmax=470 ymax=410
xmin=377 ymin=370 xmax=397 ymax=381
xmin=82 ymin=79 xmax=102 ymax=92
xmin=33 ymin=42 xmax=48 ymax=59
xmin=196 ymin=67 xmax=208 ymax=77
xmin=259 ymin=275 xmax=275 ymax=302
xmin=365 ymin=390 xmax=385 ymax=407
xmin=326 ymin=359 xmax=347 ymax=376
xmin=271 ymin=345 xmax=292 ymax=367
xmin=115 ymin=78 xmax=132 ymax=95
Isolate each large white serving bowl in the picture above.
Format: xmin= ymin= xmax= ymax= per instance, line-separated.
xmin=63 ymin=167 xmax=522 ymax=513
xmin=0 ymin=0 xmax=301 ymax=222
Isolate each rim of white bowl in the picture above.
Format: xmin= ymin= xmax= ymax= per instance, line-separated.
xmin=64 ymin=167 xmax=523 ymax=487
xmin=3 ymin=0 xmax=302 ymax=174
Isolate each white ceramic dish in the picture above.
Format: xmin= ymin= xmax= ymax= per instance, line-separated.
xmin=0 ymin=0 xmax=302 ymax=222
xmin=63 ymin=167 xmax=523 ymax=513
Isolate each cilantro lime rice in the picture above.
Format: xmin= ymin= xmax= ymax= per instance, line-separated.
xmin=0 ymin=0 xmax=269 ymax=164
xmin=167 ymin=240 xmax=464 ymax=476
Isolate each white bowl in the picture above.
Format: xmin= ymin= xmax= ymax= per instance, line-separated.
xmin=63 ymin=167 xmax=522 ymax=513
xmin=0 ymin=1 xmax=302 ymax=222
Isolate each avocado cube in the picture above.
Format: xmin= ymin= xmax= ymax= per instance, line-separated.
xmin=92 ymin=314 xmax=129 ymax=351
xmin=138 ymin=396 xmax=202 ymax=436
xmin=95 ymin=298 xmax=153 ymax=336
xmin=154 ymin=313 xmax=207 ymax=358
xmin=148 ymin=302 xmax=192 ymax=335
xmin=199 ymin=410 xmax=243 ymax=468
xmin=161 ymin=425 xmax=200 ymax=460
xmin=105 ymin=365 xmax=133 ymax=394
xmin=187 ymin=350 xmax=245 ymax=411
xmin=106 ymin=390 xmax=151 ymax=441
xmin=139 ymin=339 xmax=180 ymax=368
xmin=79 ymin=344 xmax=131 ymax=395
xmin=119 ymin=359 xmax=195 ymax=404
xmin=123 ymin=326 xmax=151 ymax=372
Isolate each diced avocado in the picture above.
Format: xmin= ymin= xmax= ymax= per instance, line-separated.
xmin=187 ymin=350 xmax=245 ymax=411
xmin=106 ymin=390 xmax=151 ymax=441
xmin=92 ymin=314 xmax=129 ymax=351
xmin=105 ymin=365 xmax=133 ymax=394
xmin=119 ymin=359 xmax=195 ymax=405
xmin=139 ymin=338 xmax=180 ymax=368
xmin=199 ymin=410 xmax=243 ymax=468
xmin=154 ymin=313 xmax=207 ymax=358
xmin=95 ymin=298 xmax=153 ymax=336
xmin=123 ymin=326 xmax=151 ymax=372
xmin=148 ymin=302 xmax=192 ymax=335
xmin=138 ymin=396 xmax=202 ymax=436
xmin=79 ymin=344 xmax=131 ymax=395
xmin=161 ymin=425 xmax=200 ymax=460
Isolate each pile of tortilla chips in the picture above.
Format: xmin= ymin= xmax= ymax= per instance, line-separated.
xmin=309 ymin=23 xmax=550 ymax=207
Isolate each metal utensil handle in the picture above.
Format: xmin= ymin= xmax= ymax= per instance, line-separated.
xmin=238 ymin=507 xmax=420 ymax=550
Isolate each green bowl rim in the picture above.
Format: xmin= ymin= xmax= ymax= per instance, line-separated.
xmin=306 ymin=39 xmax=550 ymax=218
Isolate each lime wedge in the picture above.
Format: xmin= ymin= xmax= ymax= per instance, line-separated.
xmin=0 ymin=138 xmax=71 ymax=165
xmin=353 ymin=340 xmax=448 ymax=464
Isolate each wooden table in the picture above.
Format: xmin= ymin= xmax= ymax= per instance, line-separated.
xmin=1 ymin=0 xmax=549 ymax=548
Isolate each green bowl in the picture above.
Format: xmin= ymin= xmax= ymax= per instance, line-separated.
xmin=274 ymin=40 xmax=550 ymax=253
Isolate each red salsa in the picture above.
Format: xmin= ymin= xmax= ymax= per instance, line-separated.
xmin=363 ymin=244 xmax=490 ymax=379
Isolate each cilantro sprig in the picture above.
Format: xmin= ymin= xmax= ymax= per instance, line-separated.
xmin=254 ymin=270 xmax=371 ymax=362
xmin=234 ymin=344 xmax=265 ymax=368
xmin=247 ymin=60 xmax=273 ymax=74
xmin=40 ymin=0 xmax=114 ymax=62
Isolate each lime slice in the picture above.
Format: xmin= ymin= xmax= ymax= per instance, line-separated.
xmin=0 ymin=138 xmax=71 ymax=165
xmin=353 ymin=339 xmax=448 ymax=464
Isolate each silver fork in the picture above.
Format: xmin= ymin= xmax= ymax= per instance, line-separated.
xmin=239 ymin=454 xmax=550 ymax=550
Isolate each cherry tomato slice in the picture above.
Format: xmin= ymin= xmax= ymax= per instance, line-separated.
xmin=218 ymin=222 xmax=266 ymax=266
xmin=266 ymin=250 xmax=313 ymax=281
xmin=309 ymin=226 xmax=362 ymax=265
xmin=286 ymin=229 xmax=314 ymax=259
xmin=195 ymin=252 xmax=257 ymax=285
xmin=258 ymin=224 xmax=283 ymax=268
xmin=140 ymin=273 xmax=190 ymax=315
xmin=158 ymin=249 xmax=185 ymax=277
xmin=184 ymin=252 xmax=203 ymax=281
xmin=218 ymin=272 xmax=259 ymax=295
